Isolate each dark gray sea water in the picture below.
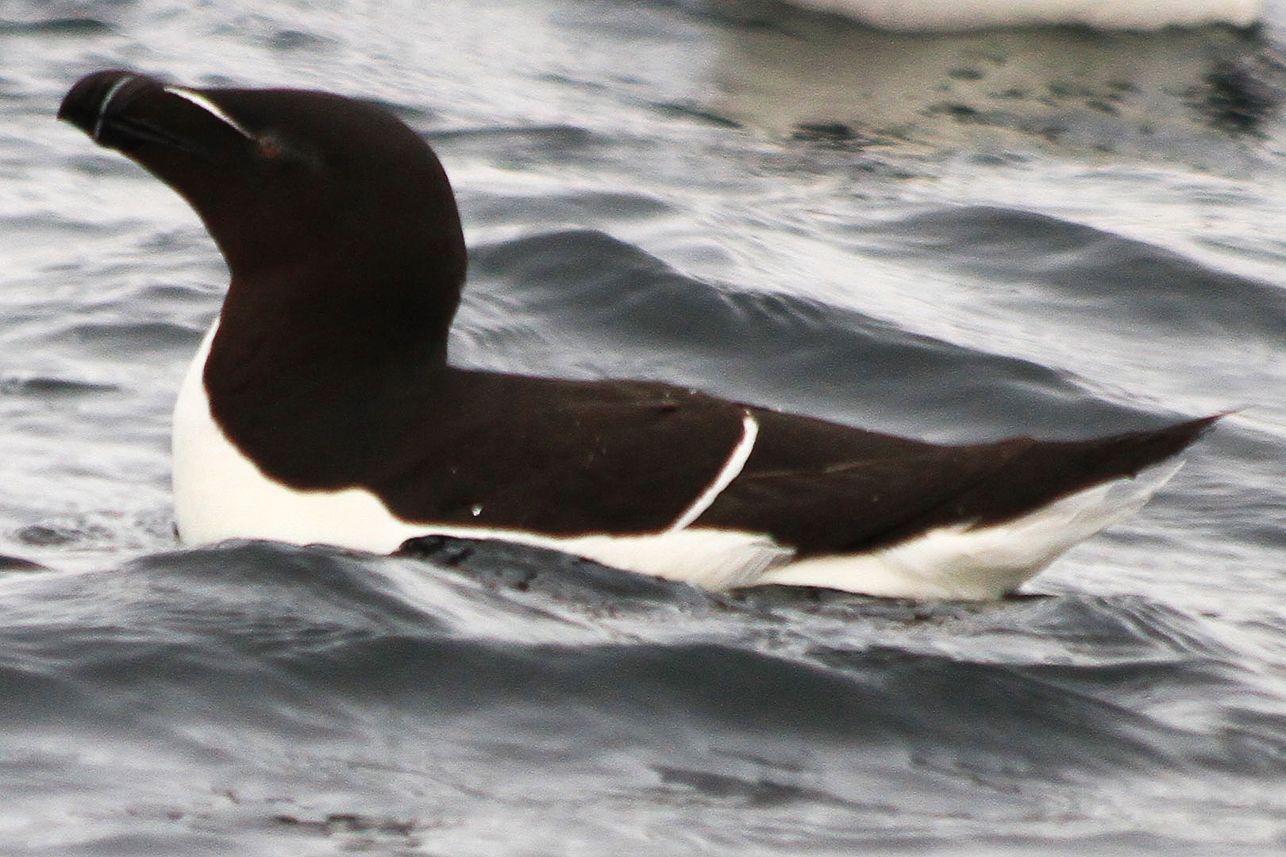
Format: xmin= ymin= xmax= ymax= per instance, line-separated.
xmin=2 ymin=1 xmax=1286 ymax=854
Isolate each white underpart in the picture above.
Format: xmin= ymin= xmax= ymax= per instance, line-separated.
xmin=758 ymin=461 xmax=1182 ymax=600
xmin=174 ymin=322 xmax=1179 ymax=599
xmin=93 ymin=74 xmax=135 ymax=141
xmin=162 ymin=87 xmax=255 ymax=140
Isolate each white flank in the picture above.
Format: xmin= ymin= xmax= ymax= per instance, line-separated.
xmin=756 ymin=461 xmax=1184 ymax=600
xmin=162 ymin=87 xmax=255 ymax=140
xmin=667 ymin=412 xmax=758 ymax=532
xmin=93 ymin=74 xmax=135 ymax=141
xmin=175 ymin=322 xmax=1179 ymax=600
